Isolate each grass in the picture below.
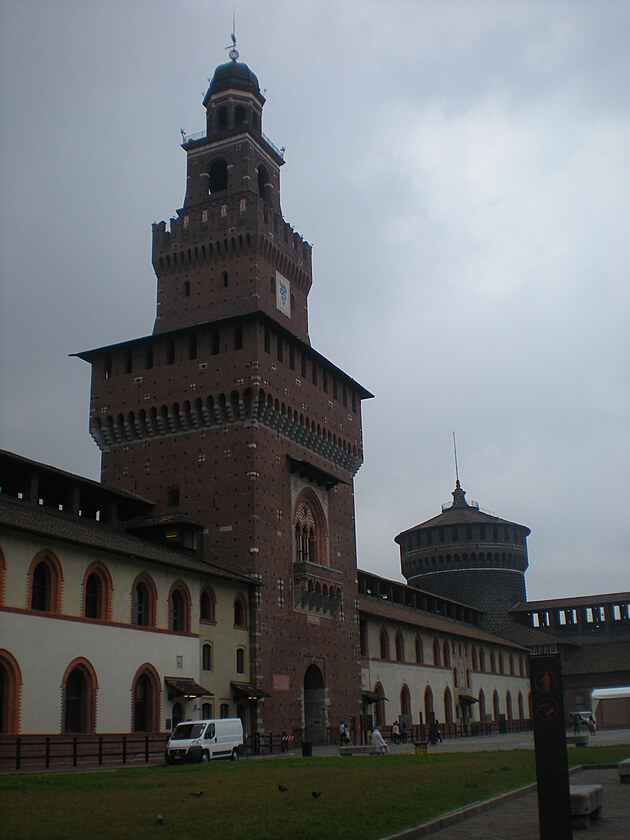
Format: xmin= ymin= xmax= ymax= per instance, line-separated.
xmin=1 ymin=745 xmax=628 ymax=840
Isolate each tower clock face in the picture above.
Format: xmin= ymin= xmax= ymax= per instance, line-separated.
xmin=276 ymin=271 xmax=291 ymax=317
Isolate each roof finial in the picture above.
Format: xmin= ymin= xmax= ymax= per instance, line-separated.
xmin=453 ymin=430 xmax=460 ymax=486
xmin=226 ymin=11 xmax=239 ymax=61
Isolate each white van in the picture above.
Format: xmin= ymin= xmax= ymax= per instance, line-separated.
xmin=165 ymin=718 xmax=244 ymax=764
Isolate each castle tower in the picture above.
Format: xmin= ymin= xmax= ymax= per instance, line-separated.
xmin=395 ymin=482 xmax=530 ymax=631
xmin=78 ymin=48 xmax=372 ymax=740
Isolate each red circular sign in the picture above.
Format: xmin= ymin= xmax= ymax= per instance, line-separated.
xmin=536 ymin=698 xmax=559 ymax=721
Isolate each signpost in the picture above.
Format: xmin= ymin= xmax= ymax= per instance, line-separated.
xmin=529 ymin=645 xmax=573 ymax=839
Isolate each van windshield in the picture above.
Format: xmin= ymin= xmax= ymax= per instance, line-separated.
xmin=171 ymin=723 xmax=206 ymax=740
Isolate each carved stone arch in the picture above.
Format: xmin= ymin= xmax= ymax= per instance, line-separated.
xmin=61 ymin=656 xmax=98 ymax=733
xmin=0 ymin=649 xmax=22 ymax=734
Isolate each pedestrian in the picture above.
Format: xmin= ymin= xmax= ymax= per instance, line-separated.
xmin=587 ymin=715 xmax=596 ymax=735
xmin=401 ymin=720 xmax=408 ymax=743
xmin=339 ymin=721 xmax=345 ymax=746
xmin=343 ymin=722 xmax=350 ymax=745
xmin=370 ymin=726 xmax=388 ymax=754
xmin=392 ymin=719 xmax=400 ymax=744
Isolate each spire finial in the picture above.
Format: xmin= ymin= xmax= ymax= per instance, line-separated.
xmin=453 ymin=431 xmax=460 ymax=485
xmin=226 ymin=11 xmax=239 ymax=61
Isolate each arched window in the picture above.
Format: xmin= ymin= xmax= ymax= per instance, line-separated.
xmin=444 ymin=687 xmax=453 ymax=724
xmin=169 ymin=581 xmax=191 ymax=633
xmin=493 ymin=690 xmax=500 ymax=721
xmin=471 ymin=647 xmax=478 ymax=671
xmin=220 ymin=703 xmax=230 ymax=719
xmin=379 ymin=627 xmax=389 ymax=660
xmin=0 ymin=650 xmax=22 ymax=734
xmin=442 ymin=641 xmax=451 ymax=668
xmin=433 ymin=639 xmax=441 ymax=667
xmin=478 ymin=688 xmax=486 ymax=723
xmin=424 ymin=686 xmax=434 ymax=724
xmin=400 ymin=684 xmax=411 ymax=717
xmin=200 ymin=586 xmax=216 ymax=623
xmin=202 ymin=702 xmax=213 ymax=718
xmin=395 ymin=630 xmax=405 ymax=662
xmin=517 ymin=692 xmax=524 ymax=720
xmin=132 ymin=665 xmax=160 ymax=732
xmin=506 ymin=691 xmax=513 ymax=721
xmin=131 ymin=573 xmax=157 ymax=627
xmin=479 ymin=648 xmax=486 ymax=672
xmin=509 ymin=654 xmax=515 ymax=675
xmin=234 ymin=594 xmax=248 ymax=628
xmin=202 ymin=643 xmax=212 ymax=671
xmin=208 ymin=158 xmax=228 ymax=193
xmin=28 ymin=551 xmax=62 ymax=613
xmin=294 ymin=491 xmax=328 ymax=566
xmin=217 ymin=106 xmax=228 ymax=131
xmin=374 ymin=682 xmax=386 ymax=728
xmin=62 ymin=658 xmax=97 ymax=733
xmin=490 ymin=650 xmax=496 ymax=673
xmin=415 ymin=633 xmax=424 ymax=664
xmin=498 ymin=652 xmax=504 ymax=674
xmin=82 ymin=562 xmax=113 ymax=621
xmin=236 ymin=647 xmax=245 ymax=674
xmin=234 ymin=105 xmax=247 ymax=126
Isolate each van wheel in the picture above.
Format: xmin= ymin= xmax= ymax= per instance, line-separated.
xmin=201 ymin=751 xmax=209 ymax=763
xmin=231 ymin=748 xmax=239 ymax=761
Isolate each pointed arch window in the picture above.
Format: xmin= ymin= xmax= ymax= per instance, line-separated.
xmin=395 ymin=630 xmax=405 ymax=663
xmin=493 ymin=690 xmax=500 ymax=721
xmin=415 ymin=633 xmax=424 ymax=664
xmin=433 ymin=638 xmax=441 ymax=667
xmin=200 ymin=586 xmax=216 ymax=623
xmin=424 ymin=686 xmax=434 ymax=724
xmin=28 ymin=551 xmax=62 ymax=614
xmin=400 ymin=684 xmax=411 ymax=717
xmin=132 ymin=665 xmax=160 ymax=732
xmin=169 ymin=582 xmax=191 ymax=633
xmin=131 ymin=573 xmax=157 ymax=627
xmin=442 ymin=640 xmax=451 ymax=668
xmin=379 ymin=627 xmax=389 ymax=660
xmin=62 ymin=658 xmax=97 ymax=734
xmin=0 ymin=650 xmax=22 ymax=734
xmin=234 ymin=594 xmax=248 ymax=628
xmin=478 ymin=688 xmax=486 ymax=722
xmin=444 ymin=687 xmax=453 ymax=724
xmin=82 ymin=562 xmax=113 ymax=621
xmin=374 ymin=682 xmax=386 ymax=728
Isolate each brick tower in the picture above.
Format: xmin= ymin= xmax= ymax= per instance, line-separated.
xmin=395 ymin=482 xmax=530 ymax=631
xmin=78 ymin=47 xmax=371 ymax=741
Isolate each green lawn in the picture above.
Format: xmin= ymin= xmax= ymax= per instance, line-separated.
xmin=1 ymin=746 xmax=628 ymax=840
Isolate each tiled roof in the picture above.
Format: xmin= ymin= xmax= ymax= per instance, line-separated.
xmin=358 ymin=593 xmax=527 ymax=649
xmin=0 ymin=495 xmax=252 ymax=584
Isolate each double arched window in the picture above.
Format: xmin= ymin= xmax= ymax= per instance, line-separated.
xmin=234 ymin=594 xmax=248 ymax=628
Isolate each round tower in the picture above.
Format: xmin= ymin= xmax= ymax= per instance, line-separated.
xmin=395 ymin=482 xmax=530 ymax=631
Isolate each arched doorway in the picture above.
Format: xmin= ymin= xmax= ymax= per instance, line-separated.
xmin=62 ymin=659 xmax=97 ymax=733
xmin=424 ymin=685 xmax=434 ymax=725
xmin=0 ymin=650 xmax=22 ymax=734
xmin=132 ymin=666 xmax=160 ymax=732
xmin=303 ymin=664 xmax=327 ymax=744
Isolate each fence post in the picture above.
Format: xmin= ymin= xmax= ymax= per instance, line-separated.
xmin=122 ymin=735 xmax=127 ymax=764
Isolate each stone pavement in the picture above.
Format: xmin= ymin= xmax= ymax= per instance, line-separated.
xmin=385 ymin=767 xmax=629 ymax=840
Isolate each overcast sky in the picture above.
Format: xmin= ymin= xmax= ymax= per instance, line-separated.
xmin=1 ymin=0 xmax=628 ymax=601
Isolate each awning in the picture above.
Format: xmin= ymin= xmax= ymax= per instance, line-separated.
xmin=362 ymin=690 xmax=388 ymax=704
xmin=165 ymin=678 xmax=213 ymax=700
xmin=457 ymin=692 xmax=479 ymax=706
xmin=230 ymin=681 xmax=271 ymax=701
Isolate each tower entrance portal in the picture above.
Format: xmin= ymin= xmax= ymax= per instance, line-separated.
xmin=303 ymin=664 xmax=327 ymax=745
